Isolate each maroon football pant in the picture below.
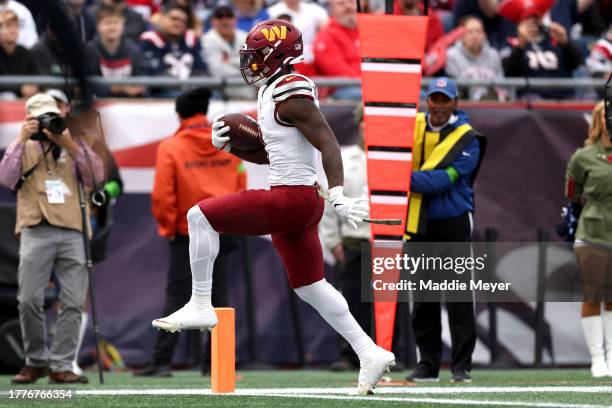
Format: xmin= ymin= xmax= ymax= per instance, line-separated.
xmin=198 ymin=185 xmax=325 ymax=288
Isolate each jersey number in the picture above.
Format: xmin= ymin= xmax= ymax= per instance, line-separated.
xmin=526 ymin=50 xmax=559 ymax=70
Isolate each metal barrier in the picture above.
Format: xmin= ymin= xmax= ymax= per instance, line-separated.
xmin=1 ymin=75 xmax=607 ymax=96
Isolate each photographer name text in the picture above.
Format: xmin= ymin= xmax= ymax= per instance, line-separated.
xmin=372 ymin=279 xmax=511 ymax=293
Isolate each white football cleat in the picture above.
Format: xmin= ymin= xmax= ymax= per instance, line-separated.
xmin=591 ymin=357 xmax=609 ymax=378
xmin=152 ymin=302 xmax=218 ymax=333
xmin=351 ymin=346 xmax=396 ymax=396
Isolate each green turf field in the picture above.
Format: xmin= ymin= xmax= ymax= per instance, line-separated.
xmin=1 ymin=369 xmax=611 ymax=407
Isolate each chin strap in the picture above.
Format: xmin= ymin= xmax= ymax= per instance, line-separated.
xmin=605 ymin=73 xmax=612 ymax=142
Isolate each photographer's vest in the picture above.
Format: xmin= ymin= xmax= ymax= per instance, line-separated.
xmin=405 ymin=113 xmax=475 ymax=238
xmin=15 ymin=141 xmax=91 ymax=235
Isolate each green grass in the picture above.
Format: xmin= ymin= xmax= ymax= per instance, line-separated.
xmin=1 ymin=369 xmax=612 ymax=407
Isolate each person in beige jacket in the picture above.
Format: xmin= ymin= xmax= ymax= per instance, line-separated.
xmin=201 ymin=6 xmax=255 ymax=100
xmin=0 ymin=93 xmax=104 ymax=384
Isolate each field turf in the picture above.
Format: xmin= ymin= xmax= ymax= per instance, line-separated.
xmin=1 ymin=369 xmax=611 ymax=407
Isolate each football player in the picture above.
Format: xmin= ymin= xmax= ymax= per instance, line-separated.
xmin=152 ymin=19 xmax=395 ymax=395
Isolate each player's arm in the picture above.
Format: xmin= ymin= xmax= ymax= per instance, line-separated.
xmin=276 ymin=97 xmax=343 ymax=188
xmin=565 ymin=150 xmax=585 ymax=203
xmin=277 ymin=98 xmax=367 ymax=228
xmin=211 ymin=115 xmax=269 ymax=164
xmin=228 ymin=146 xmax=269 ymax=165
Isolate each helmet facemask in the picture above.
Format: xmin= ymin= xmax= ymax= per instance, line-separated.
xmin=240 ymin=46 xmax=271 ymax=87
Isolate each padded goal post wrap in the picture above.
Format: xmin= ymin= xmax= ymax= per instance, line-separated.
xmin=358 ymin=13 xmax=428 ymax=351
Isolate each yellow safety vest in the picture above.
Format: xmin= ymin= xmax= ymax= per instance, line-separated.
xmin=405 ymin=113 xmax=474 ymax=239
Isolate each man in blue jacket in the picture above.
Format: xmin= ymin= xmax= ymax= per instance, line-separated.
xmin=405 ymin=77 xmax=484 ymax=384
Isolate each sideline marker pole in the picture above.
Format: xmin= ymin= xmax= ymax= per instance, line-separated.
xmin=211 ymin=307 xmax=236 ymax=393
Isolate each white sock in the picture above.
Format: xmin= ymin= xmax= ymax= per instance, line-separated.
xmin=582 ymin=315 xmax=605 ymax=363
xmin=603 ymin=311 xmax=612 ymax=369
xmin=294 ymin=279 xmax=375 ymax=361
xmin=187 ymin=205 xmax=219 ymax=309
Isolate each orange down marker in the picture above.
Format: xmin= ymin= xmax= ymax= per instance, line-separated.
xmin=211 ymin=307 xmax=235 ymax=393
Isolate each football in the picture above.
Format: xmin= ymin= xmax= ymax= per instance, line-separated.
xmin=222 ymin=113 xmax=264 ymax=152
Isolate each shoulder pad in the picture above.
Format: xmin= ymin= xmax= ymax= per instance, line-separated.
xmin=272 ymin=74 xmax=316 ymax=103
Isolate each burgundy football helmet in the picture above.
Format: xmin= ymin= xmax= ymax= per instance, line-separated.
xmin=240 ymin=19 xmax=304 ymax=86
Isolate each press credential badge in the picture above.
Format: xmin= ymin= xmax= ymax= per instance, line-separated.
xmin=45 ymin=179 xmax=66 ymax=204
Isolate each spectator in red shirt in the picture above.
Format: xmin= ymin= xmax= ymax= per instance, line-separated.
xmin=312 ymin=0 xmax=361 ymax=100
xmin=394 ymin=0 xmax=445 ymax=52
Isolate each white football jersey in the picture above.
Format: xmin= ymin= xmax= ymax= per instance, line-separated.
xmin=257 ymin=73 xmax=320 ymax=187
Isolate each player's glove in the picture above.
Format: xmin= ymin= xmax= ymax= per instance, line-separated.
xmin=212 ymin=114 xmax=230 ymax=151
xmin=329 ymin=186 xmax=369 ymax=229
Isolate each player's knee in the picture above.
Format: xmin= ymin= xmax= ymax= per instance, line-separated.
xmin=294 ymin=279 xmax=349 ymax=314
xmin=293 ymin=287 xmax=308 ymax=303
xmin=187 ymin=205 xmax=203 ymax=226
xmin=17 ymin=292 xmax=43 ymax=312
xmin=294 ymin=279 xmax=323 ymax=303
xmin=582 ymin=301 xmax=602 ymax=316
xmin=187 ymin=205 xmax=214 ymax=232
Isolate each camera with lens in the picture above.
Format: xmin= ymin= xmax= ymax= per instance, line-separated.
xmin=31 ymin=113 xmax=67 ymax=142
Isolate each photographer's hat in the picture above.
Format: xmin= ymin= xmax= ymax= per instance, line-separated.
xmin=45 ymin=89 xmax=69 ymax=105
xmin=26 ymin=94 xmax=60 ymax=117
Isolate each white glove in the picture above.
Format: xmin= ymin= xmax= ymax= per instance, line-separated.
xmin=212 ymin=113 xmax=230 ymax=151
xmin=329 ymin=186 xmax=369 ymax=229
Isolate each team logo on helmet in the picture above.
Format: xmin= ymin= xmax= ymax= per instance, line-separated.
xmin=261 ymin=26 xmax=287 ymax=41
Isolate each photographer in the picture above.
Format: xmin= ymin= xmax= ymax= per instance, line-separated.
xmin=0 ymin=93 xmax=105 ymax=384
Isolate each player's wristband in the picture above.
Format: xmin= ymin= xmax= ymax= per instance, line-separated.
xmin=446 ymin=166 xmax=459 ymax=183
xmin=328 ymin=186 xmax=344 ymax=202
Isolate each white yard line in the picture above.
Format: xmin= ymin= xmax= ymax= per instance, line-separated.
xmin=3 ymin=386 xmax=611 ymax=408
xmin=70 ymin=386 xmax=612 ymax=396
xmin=263 ymin=393 xmax=612 ymax=408
xmin=247 ymin=386 xmax=612 ymax=395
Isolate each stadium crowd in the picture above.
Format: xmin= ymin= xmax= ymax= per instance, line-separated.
xmin=0 ymin=0 xmax=610 ymax=100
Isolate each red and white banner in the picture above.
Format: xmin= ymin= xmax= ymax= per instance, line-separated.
xmin=0 ymin=99 xmax=273 ymax=193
